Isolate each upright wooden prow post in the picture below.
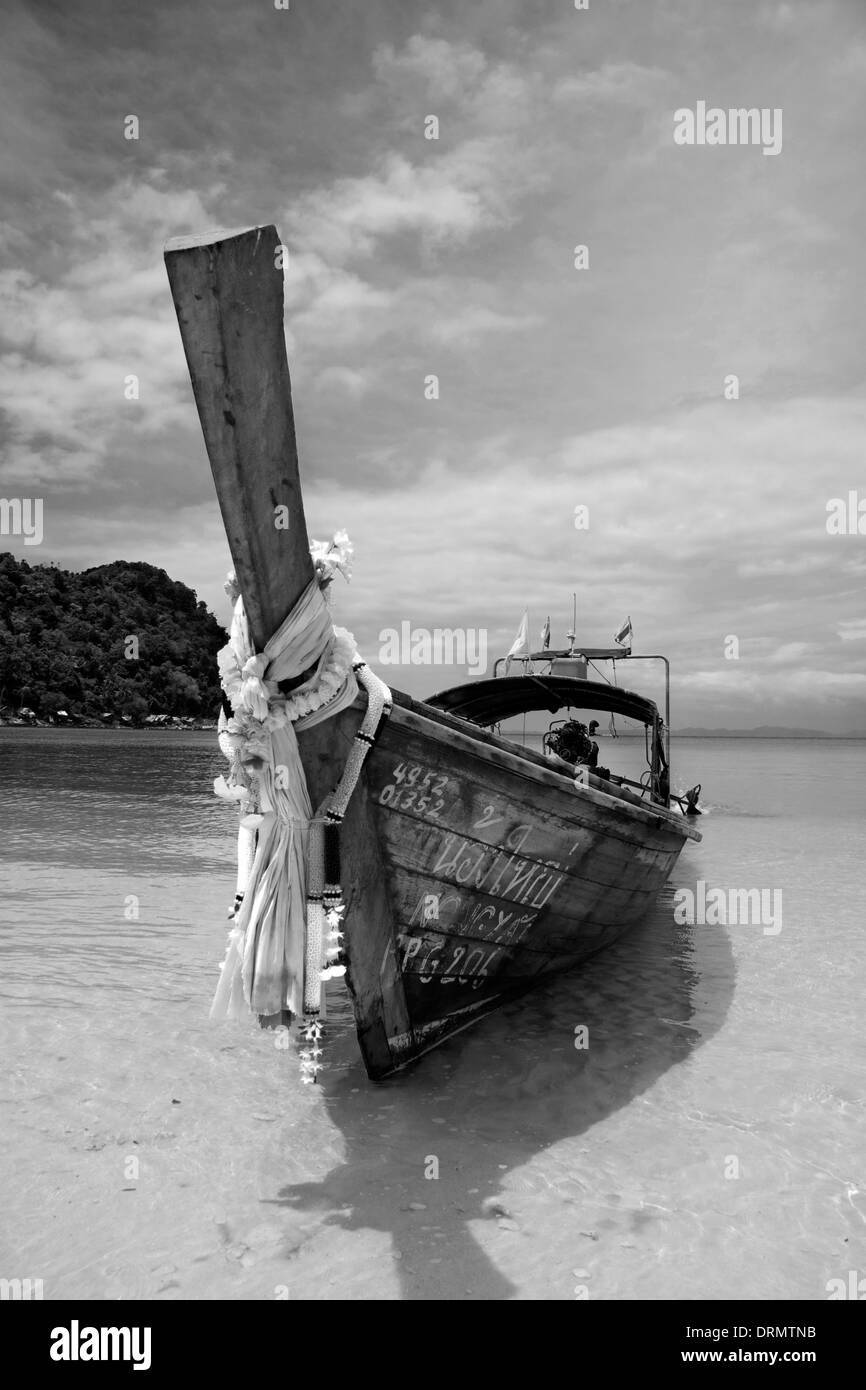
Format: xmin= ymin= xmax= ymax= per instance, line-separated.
xmin=164 ymin=225 xmax=314 ymax=651
xmin=166 ymin=224 xmax=315 ymax=1032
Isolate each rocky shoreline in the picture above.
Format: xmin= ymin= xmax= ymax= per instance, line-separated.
xmin=0 ymin=708 xmax=218 ymax=731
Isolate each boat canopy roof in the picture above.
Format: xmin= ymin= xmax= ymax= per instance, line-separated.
xmin=505 ymin=646 xmax=630 ymax=664
xmin=426 ymin=675 xmax=660 ymax=729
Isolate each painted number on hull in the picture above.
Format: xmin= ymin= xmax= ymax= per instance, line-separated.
xmin=399 ymin=933 xmax=503 ymax=987
xmin=379 ymin=762 xmax=449 ymax=817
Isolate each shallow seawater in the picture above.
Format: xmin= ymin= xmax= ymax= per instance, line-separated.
xmin=0 ymin=729 xmax=863 ymax=1300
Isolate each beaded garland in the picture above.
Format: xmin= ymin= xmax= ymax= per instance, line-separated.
xmin=211 ymin=532 xmax=392 ymax=1082
xmin=299 ymin=659 xmax=392 ymax=1083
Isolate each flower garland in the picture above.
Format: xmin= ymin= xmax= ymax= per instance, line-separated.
xmin=209 ymin=531 xmax=391 ymax=1084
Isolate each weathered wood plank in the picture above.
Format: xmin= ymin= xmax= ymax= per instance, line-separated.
xmin=384 ymin=853 xmax=661 ymax=941
xmin=370 ymin=763 xmax=679 ymax=886
xmin=164 ymin=224 xmax=313 ymax=652
xmin=340 ymin=779 xmax=414 ymax=1074
xmin=390 ymin=692 xmax=702 ymax=840
xmin=368 ymin=717 xmax=688 ymax=858
xmin=382 ymin=815 xmax=673 ymax=901
xmin=297 ymin=709 xmax=413 ymax=1077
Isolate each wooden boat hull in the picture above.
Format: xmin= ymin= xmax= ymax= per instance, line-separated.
xmin=298 ymin=689 xmax=699 ymax=1080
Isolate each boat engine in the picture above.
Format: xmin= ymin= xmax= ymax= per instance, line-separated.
xmin=544 ymin=718 xmax=594 ymax=765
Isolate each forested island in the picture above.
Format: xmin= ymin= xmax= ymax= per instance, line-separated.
xmin=0 ymin=553 xmax=226 ymax=726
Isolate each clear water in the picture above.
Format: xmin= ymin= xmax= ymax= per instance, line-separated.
xmin=0 ymin=729 xmax=863 ymax=1300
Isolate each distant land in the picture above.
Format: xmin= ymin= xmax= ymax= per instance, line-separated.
xmin=507 ymin=722 xmax=866 ymax=741
xmin=0 ymin=553 xmax=225 ymax=725
xmin=674 ymin=726 xmax=866 ymax=739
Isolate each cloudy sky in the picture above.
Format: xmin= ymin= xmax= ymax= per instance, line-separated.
xmin=1 ymin=0 xmax=864 ymax=729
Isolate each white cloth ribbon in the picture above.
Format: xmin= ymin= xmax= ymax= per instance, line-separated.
xmin=209 ymin=543 xmax=374 ymax=1025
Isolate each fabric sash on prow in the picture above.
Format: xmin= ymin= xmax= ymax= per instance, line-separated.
xmin=207 ymin=548 xmax=391 ymax=1077
xmin=210 ymin=537 xmax=360 ymax=1019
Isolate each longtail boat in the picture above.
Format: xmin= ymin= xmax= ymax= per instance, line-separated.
xmin=164 ymin=225 xmax=701 ymax=1081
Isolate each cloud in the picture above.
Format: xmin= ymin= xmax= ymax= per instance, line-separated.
xmin=372 ymin=36 xmax=489 ymax=104
xmin=428 ymin=305 xmax=542 ymax=345
xmin=765 ymin=642 xmax=811 ymax=665
xmin=0 ymin=177 xmax=219 ymax=488
xmin=553 ymin=61 xmax=669 ymax=105
xmin=313 ymin=366 xmax=375 ymax=400
xmin=0 ymin=9 xmax=864 ymax=731
xmin=283 ymin=147 xmax=519 ymax=268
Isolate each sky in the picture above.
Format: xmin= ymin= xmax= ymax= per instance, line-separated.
xmin=0 ymin=0 xmax=864 ymax=729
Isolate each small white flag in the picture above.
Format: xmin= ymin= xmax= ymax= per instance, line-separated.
xmin=505 ymin=610 xmax=529 ymax=673
xmin=614 ymin=616 xmax=632 ymax=647
xmin=540 ymin=616 xmax=551 ymax=650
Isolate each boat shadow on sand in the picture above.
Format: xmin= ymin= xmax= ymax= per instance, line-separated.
xmin=265 ymin=868 xmax=735 ymax=1300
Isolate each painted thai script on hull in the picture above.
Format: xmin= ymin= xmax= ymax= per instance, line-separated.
xmin=433 ymin=828 xmax=565 ymax=910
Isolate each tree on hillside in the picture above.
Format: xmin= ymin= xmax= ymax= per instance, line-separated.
xmin=0 ymin=553 xmax=226 ymax=720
